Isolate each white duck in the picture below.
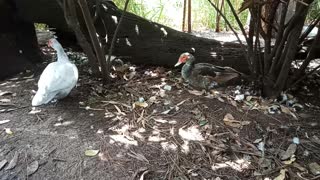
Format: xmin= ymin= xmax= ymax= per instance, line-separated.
xmin=32 ymin=38 xmax=78 ymax=106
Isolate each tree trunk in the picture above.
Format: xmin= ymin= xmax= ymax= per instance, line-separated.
xmin=8 ymin=0 xmax=250 ymax=74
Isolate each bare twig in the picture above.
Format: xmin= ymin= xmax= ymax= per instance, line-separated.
xmin=297 ymin=25 xmax=320 ymax=75
xmin=106 ymin=0 xmax=130 ymax=83
xmin=77 ymin=0 xmax=108 ymax=83
xmin=225 ymin=0 xmax=249 ymax=43
xmin=206 ymin=0 xmax=244 ymax=47
xmin=207 ymin=0 xmax=252 ymax=73
xmin=63 ymin=0 xmax=100 ymax=75
xmin=298 ymin=15 xmax=320 ymax=44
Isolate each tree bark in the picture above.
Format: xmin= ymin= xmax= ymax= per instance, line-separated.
xmin=10 ymin=0 xmax=250 ymax=74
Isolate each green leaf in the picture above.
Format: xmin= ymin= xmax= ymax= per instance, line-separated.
xmin=85 ymin=150 xmax=99 ymax=157
xmin=199 ymin=120 xmax=208 ymax=127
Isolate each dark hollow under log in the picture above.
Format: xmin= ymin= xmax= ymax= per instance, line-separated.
xmin=0 ymin=0 xmax=42 ymax=80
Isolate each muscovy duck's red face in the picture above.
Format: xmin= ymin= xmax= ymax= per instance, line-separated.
xmin=175 ymin=53 xmax=191 ymax=67
xmin=47 ymin=39 xmax=53 ymax=47
xmin=47 ymin=38 xmax=60 ymax=50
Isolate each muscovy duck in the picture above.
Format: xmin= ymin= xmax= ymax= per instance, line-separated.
xmin=32 ymin=38 xmax=78 ymax=106
xmin=175 ymin=52 xmax=242 ymax=89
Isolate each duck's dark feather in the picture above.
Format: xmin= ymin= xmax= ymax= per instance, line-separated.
xmin=192 ymin=63 xmax=240 ymax=84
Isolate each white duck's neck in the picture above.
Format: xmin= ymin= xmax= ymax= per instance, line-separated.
xmin=54 ymin=44 xmax=69 ymax=63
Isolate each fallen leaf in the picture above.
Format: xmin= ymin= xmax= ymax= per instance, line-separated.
xmin=274 ymin=169 xmax=287 ymax=180
xmin=223 ymin=113 xmax=239 ymax=127
xmin=0 ymin=160 xmax=8 ymax=170
xmin=148 ymin=96 xmax=158 ymax=103
xmin=4 ymin=128 xmax=13 ymax=135
xmin=230 ymin=100 xmax=237 ymax=107
xmin=176 ymin=99 xmax=188 ymax=106
xmin=309 ymin=162 xmax=320 ymax=175
xmin=188 ymin=90 xmax=205 ymax=96
xmin=217 ymin=97 xmax=225 ymax=102
xmin=159 ymin=89 xmax=166 ymax=97
xmin=133 ymin=102 xmax=148 ymax=108
xmin=27 ymin=161 xmax=39 ymax=176
xmin=199 ymin=120 xmax=208 ymax=126
xmin=280 ymin=105 xmax=298 ymax=120
xmin=259 ymin=158 xmax=271 ymax=168
xmin=223 ymin=113 xmax=250 ymax=128
xmin=253 ymin=138 xmax=262 ymax=144
xmin=0 ymin=120 xmax=10 ymax=125
xmin=124 ymin=71 xmax=136 ymax=80
xmin=0 ymin=99 xmax=11 ymax=103
xmin=281 ymin=144 xmax=297 ymax=160
xmin=246 ymin=96 xmax=253 ymax=101
xmin=85 ymin=150 xmax=99 ymax=157
xmin=282 ymin=155 xmax=296 ymax=165
xmin=161 ymin=108 xmax=173 ymax=114
xmin=5 ymin=152 xmax=19 ymax=170
xmin=0 ymin=91 xmax=12 ymax=96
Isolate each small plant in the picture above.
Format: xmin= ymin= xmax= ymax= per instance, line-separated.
xmin=34 ymin=23 xmax=48 ymax=31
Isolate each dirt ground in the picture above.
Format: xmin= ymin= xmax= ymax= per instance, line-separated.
xmin=1 ymin=46 xmax=320 ymax=180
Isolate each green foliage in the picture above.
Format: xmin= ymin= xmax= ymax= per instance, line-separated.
xmin=112 ymin=0 xmax=249 ymax=31
xmin=34 ymin=23 xmax=48 ymax=31
xmin=307 ymin=0 xmax=320 ymax=22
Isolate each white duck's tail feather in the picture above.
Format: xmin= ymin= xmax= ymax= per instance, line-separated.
xmin=32 ymin=90 xmax=57 ymax=106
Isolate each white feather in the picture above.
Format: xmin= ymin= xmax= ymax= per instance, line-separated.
xmin=32 ymin=39 xmax=78 ymax=106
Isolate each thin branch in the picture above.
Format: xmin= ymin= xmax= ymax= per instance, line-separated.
xmin=225 ymin=0 xmax=249 ymax=44
xmin=206 ymin=0 xmax=244 ymax=47
xmin=297 ymin=24 xmax=320 ymax=75
xmin=298 ymin=15 xmax=320 ymax=44
xmin=63 ymin=0 xmax=100 ymax=75
xmin=106 ymin=0 xmax=130 ymax=82
xmin=77 ymin=0 xmax=108 ymax=83
xmin=206 ymin=0 xmax=252 ymax=73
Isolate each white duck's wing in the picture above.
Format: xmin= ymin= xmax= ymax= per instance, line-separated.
xmin=32 ymin=62 xmax=78 ymax=106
